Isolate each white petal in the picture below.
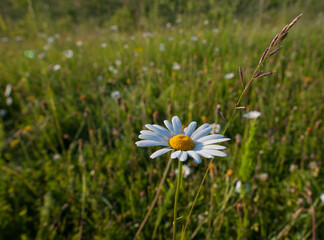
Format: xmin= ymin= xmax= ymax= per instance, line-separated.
xmin=145 ymin=124 xmax=171 ymax=139
xmin=202 ymin=148 xmax=227 ymax=157
xmin=202 ymin=138 xmax=230 ymax=145
xmin=164 ymin=120 xmax=175 ymax=135
xmin=196 ymin=134 xmax=224 ymax=142
xmin=195 ymin=150 xmax=213 ymax=158
xmin=140 ymin=130 xmax=155 ymax=135
xmin=150 ymin=148 xmax=173 ymax=159
xmin=139 ymin=133 xmax=168 ymax=143
xmin=179 ymin=151 xmax=188 ymax=161
xmin=153 ymin=124 xmax=172 ymax=137
xmin=171 ymin=150 xmax=181 ymax=159
xmin=172 ymin=116 xmax=183 ymax=135
xmin=190 ymin=123 xmax=210 ymax=139
xmin=187 ymin=150 xmax=201 ymax=164
xmin=183 ymin=121 xmax=197 ymax=137
xmin=192 ymin=141 xmax=204 ymax=151
xmin=191 ymin=127 xmax=212 ymax=141
xmin=136 ymin=140 xmax=168 ymax=147
xmin=202 ymin=145 xmax=226 ymax=150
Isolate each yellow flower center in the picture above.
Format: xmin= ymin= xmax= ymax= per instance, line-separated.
xmin=169 ymin=134 xmax=194 ymax=151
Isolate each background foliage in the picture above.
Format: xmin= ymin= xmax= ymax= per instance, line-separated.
xmin=0 ymin=0 xmax=323 ymax=239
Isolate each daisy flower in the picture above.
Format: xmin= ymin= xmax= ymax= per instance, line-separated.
xmin=224 ymin=72 xmax=235 ymax=79
xmin=135 ymin=116 xmax=230 ymax=163
xmin=175 ymin=164 xmax=191 ymax=178
xmin=320 ymin=193 xmax=324 ymax=203
xmin=210 ymin=123 xmax=221 ymax=134
xmin=243 ymin=110 xmax=261 ymax=119
xmin=63 ymin=49 xmax=74 ymax=58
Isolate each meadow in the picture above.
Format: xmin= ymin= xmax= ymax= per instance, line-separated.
xmin=0 ymin=1 xmax=324 ymax=239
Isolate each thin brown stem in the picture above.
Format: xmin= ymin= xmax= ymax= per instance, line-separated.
xmin=181 ymin=162 xmax=212 ymax=239
xmin=181 ymin=13 xmax=303 ymax=238
xmin=133 ymin=157 xmax=173 ymax=240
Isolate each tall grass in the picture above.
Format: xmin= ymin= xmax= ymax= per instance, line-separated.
xmin=0 ymin=3 xmax=323 ymax=239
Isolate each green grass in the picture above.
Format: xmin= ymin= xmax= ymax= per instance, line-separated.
xmin=0 ymin=6 xmax=323 ymax=240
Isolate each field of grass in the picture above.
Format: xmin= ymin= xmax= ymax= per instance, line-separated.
xmin=0 ymin=1 xmax=324 ymax=239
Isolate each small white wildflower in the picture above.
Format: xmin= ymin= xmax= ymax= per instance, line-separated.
xmin=296 ymin=198 xmax=304 ymax=206
xmin=142 ymin=32 xmax=152 ymax=38
xmin=191 ymin=36 xmax=198 ymax=42
xmin=14 ymin=36 xmax=23 ymax=42
xmin=308 ymin=161 xmax=319 ymax=170
xmin=175 ymin=164 xmax=191 ymax=178
xmin=202 ymin=39 xmax=207 ymax=44
xmin=53 ymin=64 xmax=61 ymax=72
xmin=320 ymin=193 xmax=324 ymax=203
xmin=168 ymin=37 xmax=174 ymax=41
xmin=65 ymin=37 xmax=72 ymax=41
xmin=235 ymin=180 xmax=242 ymax=193
xmin=176 ymin=18 xmax=182 ymax=24
xmin=290 ymin=164 xmax=297 ymax=172
xmin=212 ymin=28 xmax=219 ymax=33
xmin=47 ymin=37 xmax=55 ymax=44
xmin=224 ymin=72 xmax=235 ymax=79
xmin=38 ymin=52 xmax=46 ymax=59
xmin=110 ymin=25 xmax=118 ymax=31
xmin=54 ymin=33 xmax=60 ymax=39
xmin=203 ymin=19 xmax=209 ymax=25
xmin=172 ymin=62 xmax=181 ymax=71
xmin=142 ymin=66 xmax=148 ymax=72
xmin=108 ymin=66 xmax=118 ymax=74
xmin=4 ymin=84 xmax=12 ymax=97
xmin=166 ymin=22 xmax=171 ymax=28
xmin=159 ymin=43 xmax=165 ymax=51
xmin=111 ymin=91 xmax=120 ymax=99
xmin=180 ymin=40 xmax=186 ymax=45
xmin=6 ymin=97 xmax=13 ymax=106
xmin=1 ymin=37 xmax=9 ymax=42
xmin=123 ymin=44 xmax=129 ymax=49
xmin=76 ymin=40 xmax=83 ymax=46
xmin=115 ymin=60 xmax=122 ymax=66
xmin=178 ymin=29 xmax=184 ymax=34
xmin=101 ymin=43 xmax=107 ymax=48
xmin=97 ymin=75 xmax=103 ymax=82
xmin=256 ymin=173 xmax=269 ymax=181
xmin=198 ymin=214 xmax=205 ymax=223
xmin=63 ymin=49 xmax=74 ymax=59
xmin=53 ymin=154 xmax=61 ymax=161
xmin=43 ymin=44 xmax=50 ymax=51
xmin=243 ymin=111 xmax=261 ymax=119
xmin=214 ymin=47 xmax=219 ymax=52
xmin=210 ymin=123 xmax=221 ymax=134
xmin=130 ymin=36 xmax=135 ymax=41
xmin=0 ymin=109 xmax=7 ymax=117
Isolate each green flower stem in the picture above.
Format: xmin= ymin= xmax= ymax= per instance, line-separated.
xmin=181 ymin=22 xmax=282 ymax=238
xmin=133 ymin=157 xmax=173 ymax=240
xmin=173 ymin=161 xmax=183 ymax=240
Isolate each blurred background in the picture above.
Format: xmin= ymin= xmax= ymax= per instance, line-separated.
xmin=0 ymin=0 xmax=323 ymax=239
